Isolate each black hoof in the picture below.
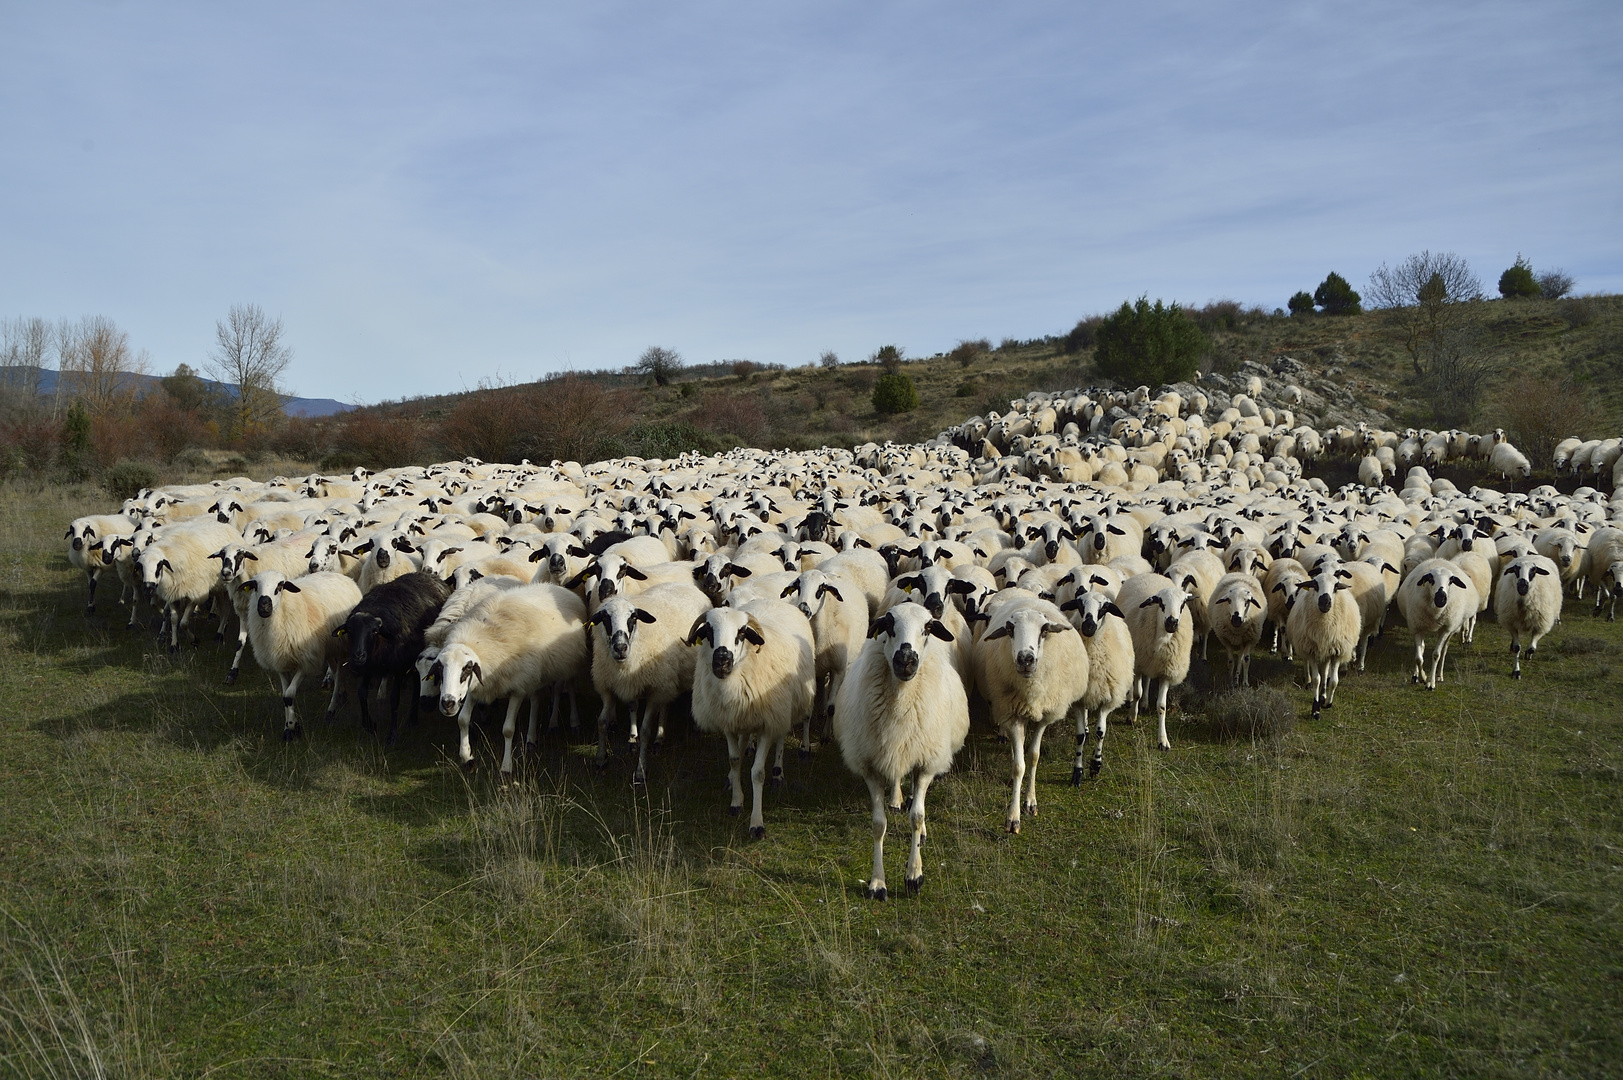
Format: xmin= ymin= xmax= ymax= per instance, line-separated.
xmin=631 ymin=772 xmax=645 ymax=786
xmin=1006 ymin=819 xmax=1020 ymax=834
xmin=225 ymin=669 xmax=238 ymax=685
xmin=1089 ymin=760 xmax=1102 ymax=778
xmin=866 ymin=884 xmax=887 ymax=901
xmin=1512 ymin=669 xmax=1521 ymax=679
xmin=85 ymin=605 xmax=95 ymax=617
xmin=799 ymin=748 xmax=811 ymax=761
xmin=594 ymin=759 xmax=608 ymax=772
xmin=213 ymin=631 xmax=224 ymax=643
xmin=462 ymin=758 xmax=477 ymax=772
xmin=323 ymin=710 xmax=337 ymax=724
xmin=728 ymin=805 xmax=740 ymax=817
xmin=321 ymin=676 xmax=333 ymax=690
xmin=749 ymin=825 xmax=765 ymax=841
xmin=905 ymin=877 xmax=922 ymax=897
xmin=1157 ymin=742 xmax=1170 ymax=752
xmin=281 ymin=723 xmax=303 ymax=742
xmin=168 ymin=644 xmax=177 ymax=655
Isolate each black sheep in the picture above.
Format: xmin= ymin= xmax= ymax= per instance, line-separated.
xmin=336 ymin=571 xmax=451 ymax=746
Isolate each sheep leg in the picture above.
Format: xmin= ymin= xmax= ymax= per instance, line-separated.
xmin=1411 ymin=637 xmax=1426 ymax=684
xmin=168 ymin=599 xmax=189 ymax=653
xmin=227 ymin=620 xmax=249 ymax=683
xmin=85 ymin=569 xmax=99 ymax=615
xmin=498 ymin=696 xmax=523 ymax=776
xmin=357 ymin=674 xmax=376 ymax=734
xmin=905 ymin=771 xmax=935 ymax=896
xmin=771 ymin=736 xmax=786 ymax=787
xmin=747 ymin=738 xmax=773 ymax=839
xmin=280 ymin=671 xmax=304 ymax=740
xmin=1024 ymin=721 xmax=1050 ymax=817
xmin=1155 ymin=679 xmax=1171 ymax=751
xmin=1432 ymin=634 xmax=1451 ymax=687
xmin=724 ymin=732 xmax=744 ymax=816
xmin=634 ymin=705 xmax=654 ymax=786
xmin=1127 ymin=677 xmax=1143 ymax=722
xmin=627 ymin=696 xmax=642 ymax=750
xmin=1091 ymin=705 xmax=1113 ymax=776
xmin=525 ymin=694 xmax=540 ymax=749
xmin=863 ymin=773 xmax=889 ymax=900
xmin=595 ymin=698 xmax=615 ymax=768
xmin=652 ymin=701 xmax=666 ymax=748
xmin=1005 ymin=720 xmax=1027 ymax=833
xmin=1509 ymin=634 xmax=1523 ymax=679
xmin=1325 ymin=659 xmax=1342 ymax=707
xmin=323 ymin=668 xmax=344 ymax=724
xmin=1071 ymin=704 xmax=1090 ymax=786
xmin=1240 ymin=647 xmax=1252 ymax=687
xmin=456 ymin=697 xmax=476 ymax=766
xmin=548 ymin=682 xmax=563 ymax=731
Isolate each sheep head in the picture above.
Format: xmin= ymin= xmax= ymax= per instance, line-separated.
xmin=867 ymin=602 xmax=953 ymax=682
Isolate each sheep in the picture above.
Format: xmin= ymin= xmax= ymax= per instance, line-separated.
xmin=833 ymin=602 xmax=969 ymax=899
xmin=1057 ymin=589 xmax=1134 ymax=780
xmin=1494 ymin=555 xmax=1563 ymax=678
xmin=1489 ymin=442 xmax=1531 ymax=483
xmin=434 ymin=583 xmax=589 ymax=775
xmin=1447 ymin=550 xmax=1493 ymax=644
xmin=1166 ymin=548 xmax=1224 ymax=660
xmin=66 ymin=514 xmax=137 ymax=614
xmin=1285 ymin=566 xmax=1360 ymax=718
xmin=1116 ymin=574 xmax=1194 ymax=752
xmin=336 ymin=571 xmax=451 ymax=746
xmin=242 ymin=570 xmax=363 ymax=740
xmin=1397 ymin=558 xmax=1479 ymax=690
xmin=1341 ymin=559 xmax=1389 ymax=670
xmin=779 ymin=568 xmax=867 ymax=752
xmin=1263 ymin=558 xmax=1309 ymax=657
xmin=138 ymin=519 xmax=243 ymax=652
xmin=356 ymin=533 xmax=424 ymax=594
xmin=1208 ymin=572 xmax=1267 ymax=687
xmin=587 ymin=581 xmax=712 ymax=783
xmin=215 ymin=531 xmax=328 ymax=683
xmin=685 ymin=599 xmax=817 ymax=838
xmin=1584 ymin=526 xmax=1623 ymax=620
xmin=972 ymin=593 xmax=1089 ymax=832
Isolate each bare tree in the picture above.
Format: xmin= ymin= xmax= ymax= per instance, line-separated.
xmin=818 ymin=350 xmax=840 ymax=369
xmin=0 ymin=317 xmax=52 ymax=415
xmin=633 ymin=346 xmax=684 ymax=386
xmin=207 ymin=303 xmax=292 ymax=440
xmin=1366 ymin=252 xmax=1483 ymax=376
xmin=57 ymin=315 xmax=148 ymax=416
xmin=1537 ymin=269 xmax=1576 ymax=300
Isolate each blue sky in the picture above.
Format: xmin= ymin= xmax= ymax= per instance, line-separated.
xmin=3 ymin=2 xmax=1619 ymax=403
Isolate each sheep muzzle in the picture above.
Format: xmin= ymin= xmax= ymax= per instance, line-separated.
xmin=609 ymin=631 xmax=631 ymax=661
xmin=1015 ymin=648 xmax=1037 ymax=676
xmin=71 ymin=537 xmax=83 ymax=551
xmin=1317 ymin=593 xmax=1332 ymax=614
xmin=1164 ymin=616 xmax=1180 ymax=634
xmin=891 ymin=644 xmax=920 ymax=681
xmin=375 ymin=549 xmax=391 ymax=569
xmin=710 ymin=648 xmax=735 ymax=678
xmin=439 ymin=695 xmax=460 ymax=717
xmin=1516 ymin=579 xmax=1529 ymax=596
xmin=1433 ymin=589 xmax=1448 ymax=608
xmin=256 ymin=596 xmax=274 ymax=619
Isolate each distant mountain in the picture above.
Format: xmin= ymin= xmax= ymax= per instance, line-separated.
xmin=4 ymin=367 xmax=354 ymax=418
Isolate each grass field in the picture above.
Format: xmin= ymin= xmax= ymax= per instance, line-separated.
xmin=3 ymin=481 xmax=1620 ymax=1078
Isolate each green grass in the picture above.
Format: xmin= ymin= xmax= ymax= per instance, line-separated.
xmin=3 ymin=483 xmax=1621 ymax=1077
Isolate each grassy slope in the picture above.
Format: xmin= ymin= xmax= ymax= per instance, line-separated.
xmin=601 ymin=295 xmax=1623 ymax=453
xmin=3 ymin=484 xmax=1620 ymax=1078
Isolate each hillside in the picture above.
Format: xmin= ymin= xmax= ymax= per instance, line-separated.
xmin=291 ymin=294 xmax=1622 ymax=473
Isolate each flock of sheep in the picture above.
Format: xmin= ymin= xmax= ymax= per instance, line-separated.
xmin=60 ymin=377 xmax=1622 ymax=900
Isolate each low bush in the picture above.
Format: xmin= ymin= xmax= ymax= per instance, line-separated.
xmin=871 ymin=373 xmax=919 ymax=415
xmin=101 ymin=460 xmax=159 ymax=501
xmin=1203 ymin=685 xmax=1296 ymax=742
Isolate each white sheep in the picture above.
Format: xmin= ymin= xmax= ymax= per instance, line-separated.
xmin=833 ymin=602 xmax=969 ymax=899
xmin=1397 ymin=558 xmax=1479 ymax=690
xmin=685 ymin=599 xmax=817 ymax=838
xmin=138 ymin=518 xmax=242 ymax=652
xmin=1057 ymin=588 xmax=1134 ymax=780
xmin=1208 ymin=572 xmax=1267 ymax=687
xmin=972 ymin=592 xmax=1089 ymax=832
xmin=66 ymin=514 xmax=136 ymax=614
xmin=434 ymin=583 xmax=589 ymax=775
xmin=1116 ymin=573 xmax=1194 ymax=752
xmin=1495 ymin=554 xmax=1563 ymax=678
xmin=1285 ymin=566 xmax=1360 ymax=718
xmin=587 ymin=581 xmax=711 ymax=783
xmin=779 ymin=568 xmax=867 ymax=752
xmin=242 ymin=570 xmax=362 ymax=740
xmin=1489 ymin=442 xmax=1531 ymax=482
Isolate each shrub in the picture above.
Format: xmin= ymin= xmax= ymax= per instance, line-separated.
xmin=101 ymin=460 xmax=159 ymax=501
xmin=694 ymin=394 xmax=770 ymax=444
xmin=60 ymin=401 xmax=92 ymax=480
xmin=1537 ymin=269 xmax=1575 ymax=300
xmin=948 ymin=339 xmax=990 ymax=367
xmin=1190 ymin=299 xmax=1244 ymax=333
xmin=1288 ymin=291 xmax=1316 ymax=315
xmin=871 ymin=372 xmax=918 ymax=415
xmin=955 ymin=380 xmax=977 ymax=397
xmin=870 ymin=345 xmax=904 ymax=373
xmin=1061 ymin=318 xmax=1102 ymax=355
xmin=818 ymin=350 xmax=839 ymax=369
xmin=1492 ymin=371 xmax=1600 ymax=469
xmin=632 ymin=346 xmax=684 ymax=386
xmin=1093 ymin=297 xmax=1207 ymax=387
xmin=1204 ymin=685 xmax=1296 ymax=742
xmin=1498 ymin=255 xmax=1540 ymax=299
xmin=731 ymin=360 xmax=756 ymax=378
xmin=1313 ymin=272 xmax=1361 ymax=315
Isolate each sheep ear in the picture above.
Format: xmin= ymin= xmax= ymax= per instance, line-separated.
xmin=1102 ymin=602 xmax=1127 ymax=621
xmin=562 ymin=567 xmax=592 ymax=590
xmin=238 ymin=581 xmax=255 ymax=593
xmin=684 ymin=615 xmax=712 ymax=647
xmin=926 ymin=619 xmax=955 ymax=642
xmin=622 ymin=565 xmax=648 ymax=581
xmin=690 ymin=564 xmax=706 ymax=581
xmin=1531 ymin=565 xmax=1550 ymax=577
xmin=1041 ymin=621 xmax=1071 ymax=635
xmin=634 ymin=609 xmax=657 ymax=624
xmin=441 ymin=546 xmax=462 ymax=558
xmin=898 ymin=575 xmax=921 ymax=592
xmin=466 ymin=661 xmax=482 ymax=683
xmin=984 ymin=622 xmax=1014 ymax=640
xmin=353 ymin=539 xmax=375 ymax=553
xmin=1138 ymin=594 xmax=1165 ymax=610
xmin=1336 ymin=567 xmax=1352 ymax=579
xmin=867 ymin=612 xmax=895 ymax=639
xmin=1106 ymin=524 xmax=1126 ymax=536
xmin=242 ymin=551 xmax=258 ymax=561
xmin=945 ymin=578 xmax=975 ymax=595
xmin=281 ymin=581 xmax=301 ymax=593
xmin=1059 ymin=597 xmax=1082 ymax=611
xmin=854 ymin=537 xmax=872 ymax=549
xmin=779 ymin=583 xmax=798 ymax=599
xmin=529 ymin=549 xmax=546 ymax=562
xmin=727 ymin=563 xmax=752 ymax=579
xmin=818 ymin=583 xmax=844 ymax=603
xmin=1382 ymin=562 xmax=1398 ymax=573
xmin=1449 ymin=576 xmax=1467 ymax=589
xmin=333 ymin=625 xmax=347 ymax=638
xmin=740 ymin=620 xmax=766 ymax=647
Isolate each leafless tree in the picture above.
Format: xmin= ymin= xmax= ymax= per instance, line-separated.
xmin=207 ymin=303 xmax=292 ymax=440
xmin=0 ymin=317 xmax=52 ymax=415
xmin=1537 ymin=269 xmax=1575 ymax=300
xmin=633 ymin=346 xmax=684 ymax=386
xmin=1366 ymin=252 xmax=1483 ymax=376
xmin=57 ymin=315 xmax=148 ymax=416
xmin=818 ymin=350 xmax=840 ymax=369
